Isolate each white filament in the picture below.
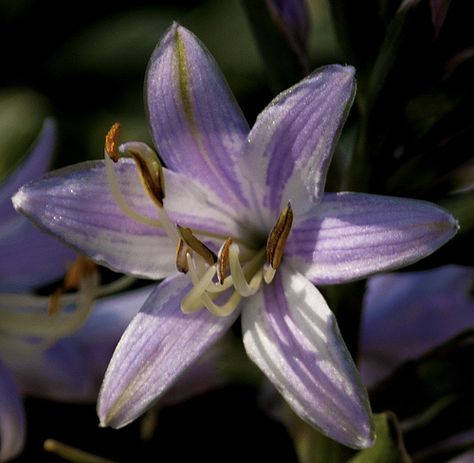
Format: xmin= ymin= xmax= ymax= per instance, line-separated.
xmin=104 ymin=153 xmax=162 ymax=228
xmin=228 ymin=243 xmax=261 ymax=297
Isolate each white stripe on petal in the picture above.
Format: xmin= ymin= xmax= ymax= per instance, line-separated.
xmin=242 ymin=265 xmax=374 ymax=448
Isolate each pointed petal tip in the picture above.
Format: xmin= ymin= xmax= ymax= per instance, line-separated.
xmin=354 ymin=420 xmax=376 ymax=449
xmin=11 ymin=187 xmax=27 ymax=213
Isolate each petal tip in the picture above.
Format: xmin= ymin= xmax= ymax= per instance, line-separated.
xmin=11 ymin=187 xmax=27 ymax=213
xmin=354 ymin=422 xmax=377 ymax=449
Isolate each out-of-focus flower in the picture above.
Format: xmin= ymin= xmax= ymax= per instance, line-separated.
xmin=360 ymin=266 xmax=474 ymax=385
xmin=0 ymin=121 xmax=143 ymax=461
xmin=266 ymin=0 xmax=310 ymax=58
xmin=13 ymin=24 xmax=458 ymax=449
xmin=0 ymin=120 xmax=75 ymax=292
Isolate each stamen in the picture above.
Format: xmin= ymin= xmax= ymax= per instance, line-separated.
xmin=266 ymin=202 xmax=293 ymax=275
xmin=228 ymin=243 xmax=262 ymax=297
xmin=105 ymin=122 xmax=121 ymax=161
xmin=48 ymin=256 xmax=98 ymax=315
xmin=104 ymin=124 xmax=180 ymax=242
xmin=177 ymin=225 xmax=217 ymax=267
xmin=182 ymin=254 xmax=241 ymax=317
xmin=263 ymin=263 xmax=277 ymax=284
xmin=44 ymin=439 xmax=117 ymax=463
xmin=181 ymin=257 xmax=217 ymax=313
xmin=217 ymin=238 xmax=232 ymax=284
xmin=104 ymin=151 xmax=162 ymax=228
xmin=176 ymin=238 xmax=189 ymax=274
xmin=0 ymin=276 xmax=135 ymax=340
xmin=119 ymin=141 xmax=165 ymax=208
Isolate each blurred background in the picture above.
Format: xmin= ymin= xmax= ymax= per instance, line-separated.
xmin=1 ymin=0 xmax=473 ymax=461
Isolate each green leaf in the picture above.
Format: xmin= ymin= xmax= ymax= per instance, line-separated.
xmin=370 ymin=331 xmax=474 ymax=453
xmin=348 ymin=413 xmax=411 ymax=463
xmin=348 ymin=0 xmax=433 ymax=191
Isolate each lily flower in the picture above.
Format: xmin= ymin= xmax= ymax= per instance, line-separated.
xmin=13 ymin=24 xmax=458 ymax=448
xmin=360 ymin=266 xmax=474 ymax=385
xmin=0 ymin=120 xmax=140 ymax=461
xmin=0 ymin=120 xmax=75 ymax=292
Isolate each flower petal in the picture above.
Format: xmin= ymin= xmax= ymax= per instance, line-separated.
xmin=240 ymin=65 xmax=355 ymax=227
xmin=360 ymin=266 xmax=474 ymax=385
xmin=13 ymin=159 xmax=238 ymax=279
xmin=286 ymin=192 xmax=459 ymax=284
xmin=0 ymin=218 xmax=75 ymax=292
xmin=0 ymin=119 xmax=55 ymax=224
xmin=0 ymin=361 xmax=26 ymax=461
xmin=242 ymin=266 xmax=374 ymax=448
xmin=97 ymin=274 xmax=238 ymax=428
xmin=146 ymin=23 xmax=249 ymax=207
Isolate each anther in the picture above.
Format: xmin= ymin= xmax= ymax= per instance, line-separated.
xmin=217 ymin=238 xmax=232 ymax=284
xmin=105 ymin=122 xmax=121 ymax=162
xmin=266 ymin=202 xmax=293 ymax=271
xmin=176 ymin=238 xmax=189 ymax=274
xmin=177 ymin=225 xmax=217 ymax=267
xmin=120 ymin=141 xmax=165 ymax=208
xmin=48 ymin=256 xmax=99 ymax=315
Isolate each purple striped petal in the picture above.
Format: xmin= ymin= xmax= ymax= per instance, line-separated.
xmin=0 ymin=119 xmax=55 ymax=224
xmin=0 ymin=361 xmax=25 ymax=461
xmin=98 ymin=274 xmax=238 ymax=428
xmin=286 ymin=192 xmax=459 ymax=285
xmin=360 ymin=266 xmax=474 ymax=385
xmin=12 ymin=159 xmax=238 ymax=279
xmin=146 ymin=23 xmax=249 ymax=207
xmin=242 ymin=266 xmax=374 ymax=449
xmin=0 ymin=219 xmax=75 ymax=292
xmin=240 ymin=65 xmax=355 ymax=227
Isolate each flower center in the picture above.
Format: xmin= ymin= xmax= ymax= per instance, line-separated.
xmin=104 ymin=123 xmax=293 ymax=317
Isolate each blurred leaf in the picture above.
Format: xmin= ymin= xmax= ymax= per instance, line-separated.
xmin=0 ymin=88 xmax=50 ymax=182
xmin=348 ymin=413 xmax=411 ymax=463
xmin=48 ymin=9 xmax=177 ymax=76
xmin=292 ymin=420 xmax=354 ymax=463
xmin=370 ymin=330 xmax=474 ymax=453
xmin=241 ymin=0 xmax=309 ymax=92
xmin=441 ymin=190 xmax=474 ymax=236
xmin=327 ymin=0 xmax=397 ymax=98
xmin=349 ymin=0 xmax=434 ymax=192
xmin=269 ymin=399 xmax=355 ymax=463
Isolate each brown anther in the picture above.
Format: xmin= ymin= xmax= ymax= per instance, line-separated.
xmin=105 ymin=122 xmax=121 ymax=162
xmin=177 ymin=225 xmax=217 ymax=267
xmin=127 ymin=149 xmax=165 ymax=208
xmin=48 ymin=256 xmax=99 ymax=316
xmin=266 ymin=202 xmax=293 ymax=270
xmin=63 ymin=256 xmax=98 ymax=291
xmin=217 ymin=237 xmax=233 ymax=284
xmin=176 ymin=238 xmax=190 ymax=274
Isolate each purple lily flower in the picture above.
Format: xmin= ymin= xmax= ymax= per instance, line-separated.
xmin=0 ymin=286 xmax=148 ymax=462
xmin=13 ymin=24 xmax=458 ymax=448
xmin=360 ymin=266 xmax=474 ymax=385
xmin=0 ymin=119 xmax=75 ymax=292
xmin=0 ymin=121 xmax=140 ymax=460
xmin=266 ymin=0 xmax=310 ymax=56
